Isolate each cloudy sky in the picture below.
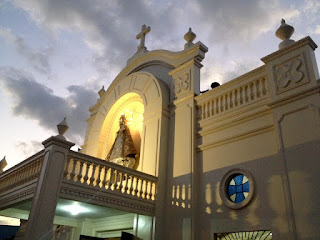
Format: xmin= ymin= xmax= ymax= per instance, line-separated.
xmin=0 ymin=0 xmax=319 ymax=172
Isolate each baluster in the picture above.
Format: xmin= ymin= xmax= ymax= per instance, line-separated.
xmin=206 ymin=101 xmax=211 ymax=118
xmin=70 ymin=158 xmax=77 ymax=181
xmin=110 ymin=168 xmax=115 ymax=189
xmin=228 ymin=92 xmax=233 ymax=109
xmin=215 ymin=98 xmax=219 ymax=114
xmin=18 ymin=167 xmax=24 ymax=183
xmin=226 ymin=94 xmax=229 ymax=111
xmin=246 ymin=84 xmax=250 ymax=102
xmin=257 ymin=78 xmax=263 ymax=98
xmin=95 ymin=165 xmax=101 ymax=188
xmin=145 ymin=181 xmax=150 ymax=200
xmin=25 ymin=165 xmax=31 ymax=180
xmin=29 ymin=163 xmax=34 ymax=178
xmin=25 ymin=165 xmax=30 ymax=179
xmin=232 ymin=89 xmax=237 ymax=107
xmin=188 ymin=184 xmax=192 ymax=208
xmin=238 ymin=87 xmax=243 ymax=105
xmin=199 ymin=104 xmax=203 ymax=120
xmin=262 ymin=78 xmax=267 ymax=95
xmin=89 ymin=163 xmax=96 ymax=186
xmin=107 ymin=167 xmax=112 ymax=189
xmin=83 ymin=162 xmax=90 ymax=184
xmin=77 ymin=161 xmax=84 ymax=182
xmin=117 ymin=171 xmax=124 ymax=191
xmin=16 ymin=167 xmax=22 ymax=183
xmin=64 ymin=157 xmax=71 ymax=178
xmin=254 ymin=79 xmax=260 ymax=98
xmin=243 ymin=85 xmax=247 ymax=102
xmin=135 ymin=178 xmax=140 ymax=196
xmin=22 ymin=166 xmax=26 ymax=181
xmin=245 ymin=85 xmax=249 ymax=102
xmin=250 ymin=82 xmax=255 ymax=100
xmin=147 ymin=181 xmax=152 ymax=200
xmin=139 ymin=179 xmax=146 ymax=198
xmin=151 ymin=182 xmax=156 ymax=200
xmin=218 ymin=96 xmax=222 ymax=112
xmin=102 ymin=166 xmax=107 ymax=189
xmin=127 ymin=175 xmax=133 ymax=195
xmin=176 ymin=185 xmax=180 ymax=206
xmin=27 ymin=163 xmax=32 ymax=180
xmin=8 ymin=173 xmax=13 ymax=187
xmin=122 ymin=173 xmax=128 ymax=193
xmin=202 ymin=103 xmax=206 ymax=120
xmin=224 ymin=94 xmax=228 ymax=111
xmin=19 ymin=166 xmax=23 ymax=182
xmin=131 ymin=176 xmax=136 ymax=195
xmin=210 ymin=100 xmax=214 ymax=116
xmin=113 ymin=170 xmax=119 ymax=190
xmin=30 ymin=161 xmax=35 ymax=178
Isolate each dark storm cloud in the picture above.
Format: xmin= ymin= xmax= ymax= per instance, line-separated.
xmin=0 ymin=67 xmax=97 ymax=144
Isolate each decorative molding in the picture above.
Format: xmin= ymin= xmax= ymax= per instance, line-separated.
xmin=174 ymin=70 xmax=190 ymax=95
xmin=274 ymin=54 xmax=308 ymax=94
xmin=0 ymin=186 xmax=36 ymax=208
xmin=268 ymin=85 xmax=320 ymax=109
xmin=60 ymin=187 xmax=155 ymax=215
xmin=198 ymin=125 xmax=274 ymax=151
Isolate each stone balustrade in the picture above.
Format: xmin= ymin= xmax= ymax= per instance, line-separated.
xmin=63 ymin=151 xmax=157 ymax=202
xmin=0 ymin=151 xmax=44 ymax=194
xmin=197 ymin=68 xmax=269 ymax=121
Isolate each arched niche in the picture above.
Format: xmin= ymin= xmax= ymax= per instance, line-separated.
xmin=100 ymin=93 xmax=144 ymax=169
xmin=83 ymin=71 xmax=170 ymax=176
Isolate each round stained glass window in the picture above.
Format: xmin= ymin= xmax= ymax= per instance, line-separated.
xmin=228 ymin=174 xmax=250 ymax=203
xmin=220 ymin=169 xmax=254 ymax=209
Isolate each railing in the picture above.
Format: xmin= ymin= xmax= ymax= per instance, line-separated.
xmin=64 ymin=151 xmax=157 ymax=202
xmin=197 ymin=75 xmax=268 ymax=121
xmin=0 ymin=150 xmax=44 ymax=193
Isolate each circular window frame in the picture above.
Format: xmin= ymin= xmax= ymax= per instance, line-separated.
xmin=219 ymin=169 xmax=255 ymax=209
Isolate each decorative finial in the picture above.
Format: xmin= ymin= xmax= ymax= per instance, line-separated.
xmin=57 ymin=117 xmax=69 ymax=140
xmin=184 ymin=27 xmax=197 ymax=49
xmin=136 ymin=24 xmax=151 ymax=52
xmin=275 ymin=19 xmax=295 ymax=50
xmin=0 ymin=156 xmax=7 ymax=173
xmin=98 ymin=85 xmax=105 ymax=98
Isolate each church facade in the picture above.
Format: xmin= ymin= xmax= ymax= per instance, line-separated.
xmin=0 ymin=21 xmax=319 ymax=240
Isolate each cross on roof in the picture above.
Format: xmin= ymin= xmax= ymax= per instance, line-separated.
xmin=136 ymin=24 xmax=150 ymax=51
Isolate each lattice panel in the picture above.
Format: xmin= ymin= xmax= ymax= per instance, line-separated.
xmin=216 ymin=230 xmax=272 ymax=240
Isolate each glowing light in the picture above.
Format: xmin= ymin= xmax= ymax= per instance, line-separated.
xmin=60 ymin=203 xmax=90 ymax=216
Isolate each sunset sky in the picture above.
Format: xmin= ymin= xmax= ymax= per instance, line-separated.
xmin=0 ymin=0 xmax=320 ymax=171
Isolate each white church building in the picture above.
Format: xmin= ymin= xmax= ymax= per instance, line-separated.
xmin=0 ymin=20 xmax=319 ymax=240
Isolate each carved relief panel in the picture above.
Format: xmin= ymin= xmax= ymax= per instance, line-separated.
xmin=274 ymin=54 xmax=308 ymax=94
xmin=173 ymin=69 xmax=191 ymax=96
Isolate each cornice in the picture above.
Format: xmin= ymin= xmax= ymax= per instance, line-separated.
xmin=261 ymin=36 xmax=318 ymax=63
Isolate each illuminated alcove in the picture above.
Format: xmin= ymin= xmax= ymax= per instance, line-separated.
xmin=98 ymin=92 xmax=144 ymax=169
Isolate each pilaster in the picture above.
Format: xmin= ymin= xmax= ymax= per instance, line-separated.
xmin=167 ymin=53 xmax=206 ymax=240
xmin=262 ymin=36 xmax=320 ymax=239
xmin=22 ymin=136 xmax=74 ymax=240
